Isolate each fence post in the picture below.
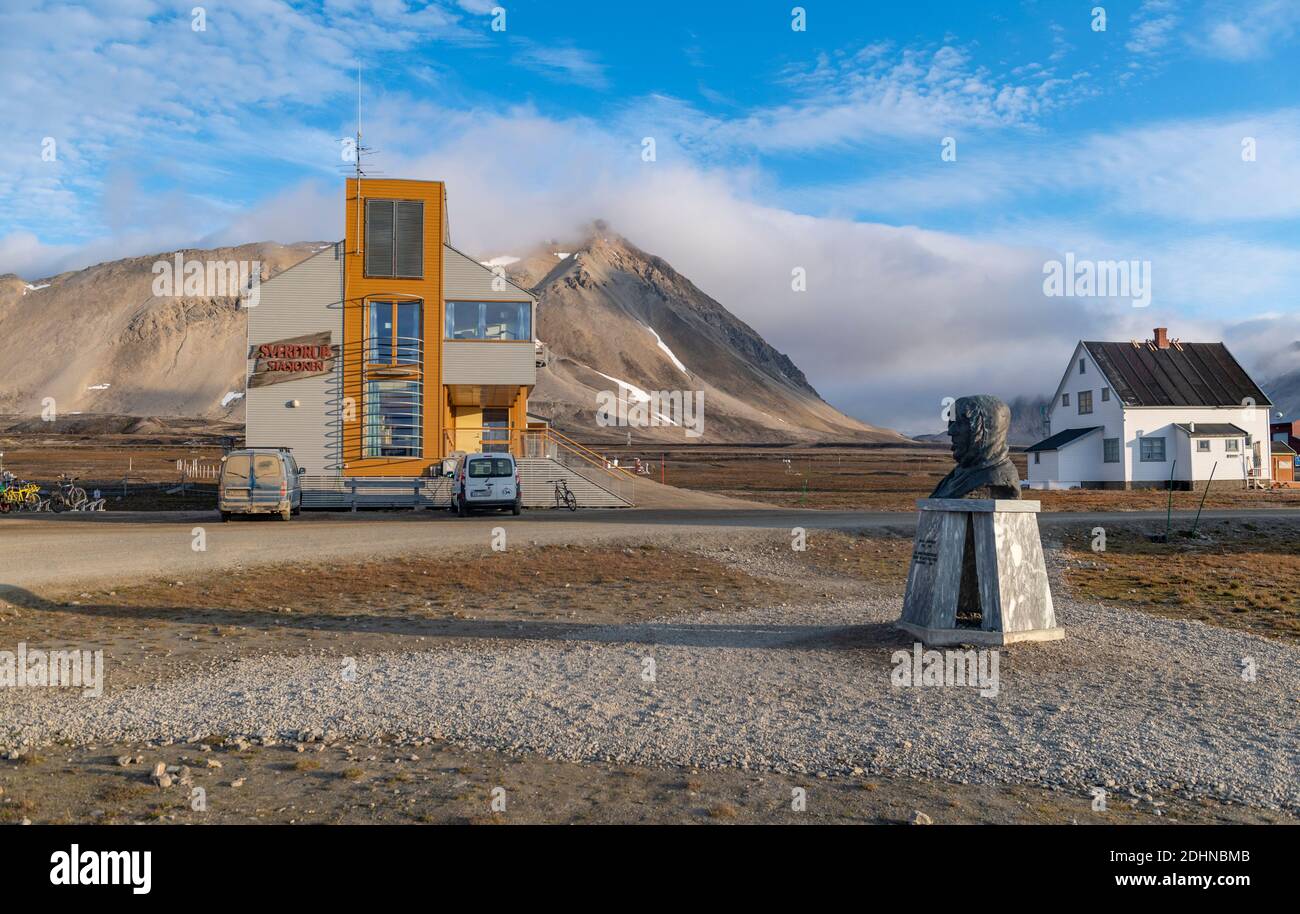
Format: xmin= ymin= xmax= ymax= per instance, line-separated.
xmin=413 ymin=481 xmax=420 ymax=511
xmin=350 ymin=479 xmax=357 ymax=512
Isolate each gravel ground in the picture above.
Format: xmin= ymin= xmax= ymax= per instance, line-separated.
xmin=3 ymin=593 xmax=1296 ymax=812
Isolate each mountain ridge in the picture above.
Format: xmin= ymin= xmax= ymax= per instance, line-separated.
xmin=0 ymin=231 xmax=903 ymax=444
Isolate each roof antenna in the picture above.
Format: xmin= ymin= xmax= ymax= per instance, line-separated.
xmin=355 ymin=64 xmax=362 ymax=255
xmin=345 ymin=64 xmax=383 ymax=255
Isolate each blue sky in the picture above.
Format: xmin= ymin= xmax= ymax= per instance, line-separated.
xmin=2 ymin=0 xmax=1298 ymax=431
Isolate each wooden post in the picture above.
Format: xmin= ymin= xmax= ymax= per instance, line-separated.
xmin=661 ymin=454 xmax=665 ymax=485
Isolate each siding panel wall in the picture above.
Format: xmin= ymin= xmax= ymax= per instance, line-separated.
xmin=246 ymin=244 xmax=345 ymax=474
xmin=442 ymin=341 xmax=536 ymax=386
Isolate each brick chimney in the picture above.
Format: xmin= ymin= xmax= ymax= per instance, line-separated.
xmin=1153 ymin=327 xmax=1169 ymax=349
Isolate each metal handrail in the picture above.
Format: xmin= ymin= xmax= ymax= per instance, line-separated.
xmin=521 ymin=429 xmax=634 ymax=503
xmin=543 ymin=428 xmax=640 ymax=481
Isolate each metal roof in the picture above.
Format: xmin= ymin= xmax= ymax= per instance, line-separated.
xmin=1173 ymin=422 xmax=1248 ymax=437
xmin=1026 ymin=425 xmax=1103 ymax=452
xmin=1272 ymin=440 xmax=1298 ymax=455
xmin=1082 ymin=341 xmax=1271 ymax=408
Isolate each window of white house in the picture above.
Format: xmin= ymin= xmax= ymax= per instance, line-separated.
xmin=1140 ymin=437 xmax=1166 ymax=462
xmin=1196 ymin=439 xmax=1210 ymax=452
xmin=1078 ymin=390 xmax=1093 ymax=414
xmin=1033 ymin=452 xmax=1040 ymax=464
xmin=1225 ymin=438 xmax=1240 ymax=454
xmin=1103 ymin=438 xmax=1120 ymax=463
xmin=1101 ymin=387 xmax=1110 ymax=402
xmin=1079 ymin=358 xmax=1086 ymax=374
xmin=1061 ymin=392 xmax=1070 ymax=407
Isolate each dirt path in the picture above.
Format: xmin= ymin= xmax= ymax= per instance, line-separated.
xmin=4 ymin=506 xmax=1299 ymax=592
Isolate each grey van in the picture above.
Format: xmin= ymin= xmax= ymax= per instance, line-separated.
xmin=218 ymin=448 xmax=303 ymax=521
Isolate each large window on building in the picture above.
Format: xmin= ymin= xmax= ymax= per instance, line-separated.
xmin=1140 ymin=436 xmax=1166 ymax=462
xmin=445 ymin=301 xmax=531 ymax=341
xmin=1078 ymin=390 xmax=1093 ymax=414
xmin=367 ymin=300 xmax=422 ymax=365
xmin=363 ymin=379 xmax=422 ymax=458
xmin=367 ymin=300 xmax=421 ymax=365
xmin=365 ymin=199 xmax=423 ymax=278
xmin=362 ymin=298 xmax=423 ymax=459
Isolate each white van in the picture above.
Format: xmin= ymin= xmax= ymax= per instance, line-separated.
xmin=450 ymin=453 xmax=521 ymax=516
xmin=218 ymin=448 xmax=303 ymax=521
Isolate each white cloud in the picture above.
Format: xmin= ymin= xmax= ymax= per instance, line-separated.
xmin=621 ymin=41 xmax=1090 ymax=158
xmin=804 ymin=108 xmax=1300 ymax=225
xmin=0 ymin=0 xmax=478 ymax=248
xmin=1126 ymin=0 xmax=1181 ymax=55
xmin=514 ymin=42 xmax=609 ymax=89
xmin=1193 ymin=0 xmax=1300 ymax=60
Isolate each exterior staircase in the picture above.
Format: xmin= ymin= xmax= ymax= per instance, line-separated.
xmin=516 ymin=457 xmax=633 ymax=508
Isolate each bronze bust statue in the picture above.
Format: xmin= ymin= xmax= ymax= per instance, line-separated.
xmin=931 ymin=395 xmax=1021 ymax=500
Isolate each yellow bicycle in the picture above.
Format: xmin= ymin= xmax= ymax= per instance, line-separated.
xmin=0 ymin=479 xmax=41 ymax=513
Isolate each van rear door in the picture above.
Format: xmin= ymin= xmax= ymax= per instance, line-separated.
xmin=220 ymin=454 xmax=252 ymax=508
xmin=251 ymin=453 xmax=285 ymax=509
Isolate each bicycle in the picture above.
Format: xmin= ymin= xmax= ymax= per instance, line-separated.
xmin=0 ymin=472 xmax=41 ymax=513
xmin=549 ymin=478 xmax=577 ymax=511
xmin=49 ymin=474 xmax=88 ymax=513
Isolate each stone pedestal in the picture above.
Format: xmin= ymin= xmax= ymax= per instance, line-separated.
xmin=898 ymin=499 xmax=1063 ymax=646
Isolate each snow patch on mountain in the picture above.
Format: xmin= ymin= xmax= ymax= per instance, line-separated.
xmin=643 ymin=324 xmax=688 ymax=375
xmin=591 ymin=369 xmax=678 ymax=426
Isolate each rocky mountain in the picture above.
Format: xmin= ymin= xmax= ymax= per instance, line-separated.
xmin=1261 ymin=342 xmax=1300 ymax=422
xmin=0 ymin=232 xmax=902 ymax=444
xmin=507 ymin=230 xmax=903 ymax=444
xmin=0 ymin=242 xmax=322 ymax=420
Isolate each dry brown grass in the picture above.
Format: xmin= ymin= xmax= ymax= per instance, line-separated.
xmin=650 ymin=446 xmax=1300 ymax=512
xmin=80 ymin=545 xmax=797 ymax=627
xmin=1057 ymin=521 xmax=1300 ymax=643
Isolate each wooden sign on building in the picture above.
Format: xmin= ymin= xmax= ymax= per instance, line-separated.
xmin=247 ymin=332 xmax=336 ymax=388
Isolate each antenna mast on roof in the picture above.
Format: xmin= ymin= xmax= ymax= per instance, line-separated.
xmin=355 ymin=65 xmax=363 ymax=255
xmin=346 ymin=65 xmax=384 ymax=253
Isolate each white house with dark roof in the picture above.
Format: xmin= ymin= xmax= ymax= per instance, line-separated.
xmin=1026 ymin=328 xmax=1273 ymax=489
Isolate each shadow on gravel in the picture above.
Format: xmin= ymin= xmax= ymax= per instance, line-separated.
xmin=0 ymin=585 xmax=903 ymax=651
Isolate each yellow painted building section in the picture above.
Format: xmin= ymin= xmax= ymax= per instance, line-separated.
xmin=340 ymin=177 xmax=533 ymax=476
xmin=342 ymin=178 xmax=445 ymax=476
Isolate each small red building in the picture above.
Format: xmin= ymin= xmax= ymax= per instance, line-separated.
xmin=1272 ymin=440 xmax=1297 ymax=484
xmin=1270 ymin=419 xmax=1300 ymax=453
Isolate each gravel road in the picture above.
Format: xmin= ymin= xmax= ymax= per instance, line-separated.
xmin=3 ymin=506 xmax=1294 ymax=591
xmin=4 ymin=592 xmax=1296 ymax=811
